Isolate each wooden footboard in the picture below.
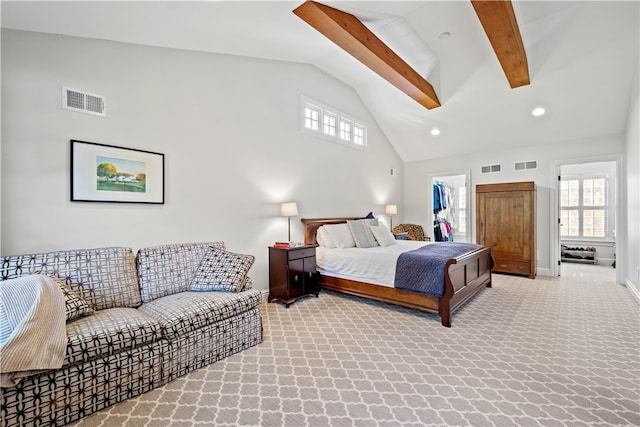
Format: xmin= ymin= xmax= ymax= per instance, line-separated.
xmin=301 ymin=217 xmax=493 ymax=327
xmin=440 ymin=246 xmax=493 ymax=326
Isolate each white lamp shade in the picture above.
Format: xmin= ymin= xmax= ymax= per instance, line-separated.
xmin=280 ymin=202 xmax=299 ymax=217
xmin=385 ymin=204 xmax=398 ymax=215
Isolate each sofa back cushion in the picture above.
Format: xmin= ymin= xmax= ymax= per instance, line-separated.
xmin=136 ymin=242 xmax=225 ymax=303
xmin=1 ymin=247 xmax=141 ymax=310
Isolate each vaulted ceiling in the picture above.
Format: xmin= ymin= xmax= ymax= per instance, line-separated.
xmin=2 ymin=1 xmax=638 ymax=162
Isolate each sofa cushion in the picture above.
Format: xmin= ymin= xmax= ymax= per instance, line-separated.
xmin=50 ymin=276 xmax=94 ymax=321
xmin=137 ymin=242 xmax=225 ymax=303
xmin=1 ymin=247 xmax=141 ymax=310
xmin=190 ymin=248 xmax=255 ymax=292
xmin=65 ymin=307 xmax=161 ymax=367
xmin=137 ymin=290 xmax=262 ymax=340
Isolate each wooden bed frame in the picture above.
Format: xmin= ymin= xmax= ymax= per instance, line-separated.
xmin=302 ymin=217 xmax=494 ymax=327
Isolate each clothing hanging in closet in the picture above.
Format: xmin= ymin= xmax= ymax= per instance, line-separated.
xmin=433 ymin=182 xmax=455 ymax=241
xmin=434 ymin=218 xmax=453 ymax=242
xmin=433 ymin=183 xmax=449 ymax=214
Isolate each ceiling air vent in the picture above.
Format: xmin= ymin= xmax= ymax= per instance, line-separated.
xmin=515 ymin=160 xmax=537 ymax=171
xmin=481 ymin=164 xmax=502 ymax=174
xmin=62 ymin=87 xmax=106 ymax=117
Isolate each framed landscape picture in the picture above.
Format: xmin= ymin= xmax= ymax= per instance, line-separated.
xmin=71 ymin=140 xmax=165 ymax=204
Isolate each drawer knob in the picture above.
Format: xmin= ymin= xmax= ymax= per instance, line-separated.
xmin=518 ymin=266 xmax=525 ymax=270
xmin=499 ymin=264 xmax=508 ymax=268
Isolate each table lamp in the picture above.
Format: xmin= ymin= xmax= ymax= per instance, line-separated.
xmin=280 ymin=202 xmax=299 ymax=242
xmin=385 ymin=204 xmax=397 ymax=231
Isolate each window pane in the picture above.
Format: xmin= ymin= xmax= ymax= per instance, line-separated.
xmin=323 ymin=113 xmax=337 ymax=136
xmin=304 ymin=107 xmax=319 ymax=131
xmin=583 ymin=179 xmax=594 ymax=206
xmin=339 ymin=120 xmax=352 ymax=141
xmin=583 ymin=178 xmax=606 ymax=207
xmin=561 ymin=180 xmax=579 ymax=207
xmin=561 ymin=210 xmax=579 ymax=237
xmin=593 ymin=178 xmax=606 ymax=206
xmin=583 ymin=209 xmax=605 ymax=237
xmin=458 ymin=187 xmax=466 ymax=233
xmin=353 ymin=125 xmax=365 ymax=146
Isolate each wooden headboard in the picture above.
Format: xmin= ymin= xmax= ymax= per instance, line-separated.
xmin=301 ymin=217 xmax=360 ymax=245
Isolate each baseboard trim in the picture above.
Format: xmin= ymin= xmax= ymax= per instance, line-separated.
xmin=536 ymin=268 xmax=552 ymax=277
xmin=625 ymin=279 xmax=640 ymax=304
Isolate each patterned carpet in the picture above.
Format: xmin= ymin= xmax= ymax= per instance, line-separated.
xmin=71 ymin=264 xmax=640 ymax=427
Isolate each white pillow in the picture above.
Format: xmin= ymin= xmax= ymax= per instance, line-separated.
xmin=347 ymin=219 xmax=377 ymax=248
xmin=367 ymin=224 xmax=397 ymax=247
xmin=324 ymin=223 xmax=356 ymax=248
xmin=316 ymin=226 xmax=336 ymax=248
xmin=362 ymin=218 xmax=379 ymax=247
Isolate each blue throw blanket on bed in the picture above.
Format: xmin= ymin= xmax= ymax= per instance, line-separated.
xmin=394 ymin=242 xmax=483 ymax=297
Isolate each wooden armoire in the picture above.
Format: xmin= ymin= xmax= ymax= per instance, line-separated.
xmin=476 ymin=181 xmax=536 ymax=278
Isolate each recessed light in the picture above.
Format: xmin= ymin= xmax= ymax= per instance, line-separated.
xmin=532 ymin=107 xmax=546 ymax=117
xmin=431 ymin=128 xmax=440 ymax=136
xmin=439 ymin=32 xmax=451 ymax=40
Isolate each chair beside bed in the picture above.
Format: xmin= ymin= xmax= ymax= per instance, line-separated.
xmin=302 ymin=217 xmax=494 ymax=327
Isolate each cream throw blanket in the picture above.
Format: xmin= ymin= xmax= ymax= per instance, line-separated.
xmin=0 ymin=275 xmax=67 ymax=387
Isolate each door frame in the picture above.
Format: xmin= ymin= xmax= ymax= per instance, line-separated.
xmin=428 ymin=169 xmax=471 ymax=242
xmin=550 ymin=154 xmax=624 ymax=283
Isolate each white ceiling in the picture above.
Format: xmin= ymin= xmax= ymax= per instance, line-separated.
xmin=2 ymin=1 xmax=639 ymax=162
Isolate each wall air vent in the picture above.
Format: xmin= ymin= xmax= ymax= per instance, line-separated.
xmin=481 ymin=164 xmax=502 ymax=174
xmin=515 ymin=160 xmax=537 ymax=171
xmin=62 ymin=87 xmax=106 ymax=117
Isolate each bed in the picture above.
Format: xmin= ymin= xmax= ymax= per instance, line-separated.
xmin=302 ymin=217 xmax=494 ymax=327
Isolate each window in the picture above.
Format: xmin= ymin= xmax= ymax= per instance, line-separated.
xmin=560 ymin=176 xmax=607 ymax=238
xmin=339 ymin=120 xmax=352 ymax=141
xmin=323 ymin=112 xmax=337 ymax=137
xmin=301 ymin=96 xmax=367 ymax=149
xmin=458 ymin=186 xmax=466 ymax=233
xmin=304 ymin=105 xmax=320 ymax=131
xmin=353 ymin=125 xmax=366 ymax=146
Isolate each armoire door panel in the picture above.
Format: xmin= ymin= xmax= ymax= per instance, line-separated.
xmin=484 ymin=192 xmax=531 ymax=260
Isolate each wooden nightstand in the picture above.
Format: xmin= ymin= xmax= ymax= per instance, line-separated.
xmin=268 ymin=245 xmax=319 ymax=307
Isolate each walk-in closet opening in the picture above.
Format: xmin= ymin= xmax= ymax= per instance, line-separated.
xmin=429 ymin=171 xmax=470 ymax=243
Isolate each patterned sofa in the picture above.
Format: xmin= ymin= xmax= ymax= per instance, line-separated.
xmin=0 ymin=242 xmax=263 ymax=426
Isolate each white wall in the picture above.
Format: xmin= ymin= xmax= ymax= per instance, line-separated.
xmin=0 ymin=29 xmax=404 ymax=292
xmin=405 ymin=134 xmax=625 ymax=276
xmin=624 ymin=64 xmax=640 ymax=298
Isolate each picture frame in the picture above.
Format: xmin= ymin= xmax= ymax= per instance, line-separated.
xmin=71 ymin=139 xmax=165 ymax=204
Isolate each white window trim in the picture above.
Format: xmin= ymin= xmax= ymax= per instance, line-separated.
xmin=300 ymin=95 xmax=368 ymax=150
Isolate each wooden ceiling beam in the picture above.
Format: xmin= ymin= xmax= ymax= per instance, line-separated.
xmin=293 ymin=0 xmax=441 ymax=109
xmin=471 ymin=0 xmax=530 ymax=88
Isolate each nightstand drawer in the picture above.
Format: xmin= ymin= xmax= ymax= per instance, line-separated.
xmin=288 ymin=248 xmax=315 ymax=260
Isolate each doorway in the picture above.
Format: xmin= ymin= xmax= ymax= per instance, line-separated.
xmin=552 ymin=158 xmax=621 ymax=282
xmin=429 ymin=171 xmax=471 ymax=243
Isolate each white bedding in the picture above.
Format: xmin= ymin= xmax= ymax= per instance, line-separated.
xmin=316 ymin=240 xmax=431 ymax=287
